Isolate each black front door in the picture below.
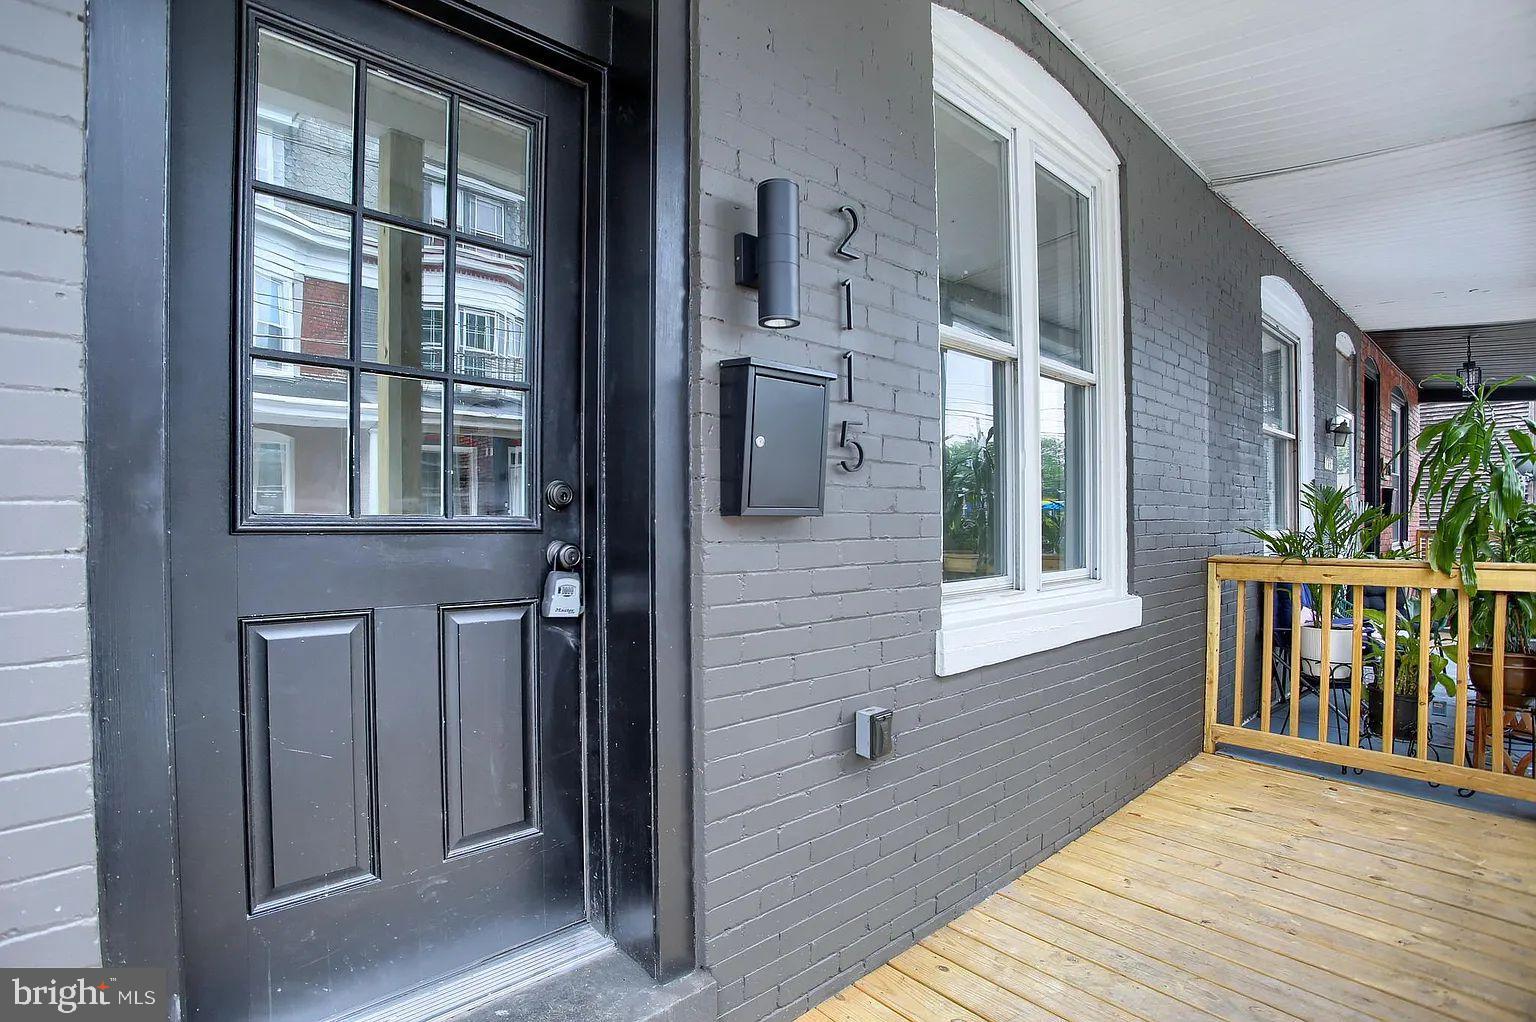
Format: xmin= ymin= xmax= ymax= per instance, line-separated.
xmin=167 ymin=2 xmax=590 ymax=1017
xmin=1364 ymin=370 xmax=1382 ymax=509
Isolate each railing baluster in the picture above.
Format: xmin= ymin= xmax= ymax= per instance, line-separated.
xmin=1381 ymin=586 xmax=1397 ymax=752
xmin=1417 ymin=587 xmax=1432 ymax=761
xmin=1349 ymin=587 xmax=1364 ymax=748
xmin=1318 ymin=584 xmax=1334 ymax=744
xmin=1455 ymin=589 xmax=1470 ymax=767
xmin=1492 ymin=593 xmax=1508 ymax=773
xmin=1260 ymin=583 xmax=1275 ymax=734
xmin=1289 ymin=583 xmax=1303 ymax=738
xmin=1204 ymin=563 xmax=1220 ymax=754
xmin=1233 ymin=581 xmax=1247 ymax=728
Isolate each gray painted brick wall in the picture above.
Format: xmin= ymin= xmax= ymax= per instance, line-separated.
xmin=691 ymin=2 xmax=1364 ymax=1021
xmin=0 ymin=0 xmax=99 ymax=967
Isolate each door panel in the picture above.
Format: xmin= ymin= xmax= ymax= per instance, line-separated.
xmin=441 ymin=603 xmax=534 ymax=853
xmin=167 ymin=1 xmax=593 ymax=1018
xmin=242 ymin=613 xmax=377 ymax=911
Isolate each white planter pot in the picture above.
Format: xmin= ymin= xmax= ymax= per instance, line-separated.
xmin=1300 ymin=624 xmax=1355 ymax=666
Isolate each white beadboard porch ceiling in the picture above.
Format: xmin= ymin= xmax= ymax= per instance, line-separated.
xmin=1021 ymin=0 xmax=1536 ymax=334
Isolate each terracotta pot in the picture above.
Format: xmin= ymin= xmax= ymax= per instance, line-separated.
xmin=1469 ymin=650 xmax=1536 ymax=711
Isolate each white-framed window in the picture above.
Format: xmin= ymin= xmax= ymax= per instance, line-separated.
xmin=1261 ymin=320 xmax=1299 ymax=530
xmin=1334 ymin=333 xmax=1356 ymax=501
xmin=252 ymin=430 xmax=296 ymax=515
xmin=932 ymin=6 xmax=1139 ymax=677
xmin=1259 ymin=275 xmax=1315 ymax=529
xmin=459 ymin=193 xmax=506 ymax=240
xmin=459 ymin=308 xmax=499 ymax=355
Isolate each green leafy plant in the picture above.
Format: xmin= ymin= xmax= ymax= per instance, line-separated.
xmin=1411 ymin=374 xmax=1536 ymax=657
xmin=1363 ymin=592 xmax=1454 ymax=699
xmin=943 ymin=430 xmax=1000 ymax=576
xmin=1243 ymin=482 xmax=1400 ymax=620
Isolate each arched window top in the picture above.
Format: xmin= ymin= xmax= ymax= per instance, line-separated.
xmin=1260 ymin=275 xmax=1311 ymax=339
xmin=932 ymin=5 xmax=1118 ymax=175
xmin=1335 ymin=332 xmax=1356 ymax=357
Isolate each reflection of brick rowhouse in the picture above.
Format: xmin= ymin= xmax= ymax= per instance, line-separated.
xmin=298 ymin=277 xmax=349 ymax=359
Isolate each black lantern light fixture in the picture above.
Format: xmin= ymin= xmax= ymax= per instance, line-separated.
xmin=1458 ymin=332 xmax=1483 ymax=397
xmin=734 ymin=178 xmax=801 ymax=329
xmin=1326 ymin=414 xmax=1353 ymax=445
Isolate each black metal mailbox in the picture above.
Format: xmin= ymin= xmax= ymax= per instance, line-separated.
xmin=719 ymin=358 xmax=836 ymax=516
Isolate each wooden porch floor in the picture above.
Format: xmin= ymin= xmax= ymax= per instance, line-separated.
xmin=799 ymin=753 xmax=1536 ymax=1022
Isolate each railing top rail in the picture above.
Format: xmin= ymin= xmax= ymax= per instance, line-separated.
xmin=1209 ymin=556 xmax=1536 ymax=593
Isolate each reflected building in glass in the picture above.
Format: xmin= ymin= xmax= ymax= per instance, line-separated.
xmin=247 ymin=28 xmax=533 ymax=521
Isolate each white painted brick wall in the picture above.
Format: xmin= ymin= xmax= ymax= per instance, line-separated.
xmin=0 ymin=0 xmax=100 ymax=967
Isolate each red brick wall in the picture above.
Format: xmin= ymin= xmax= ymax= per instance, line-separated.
xmin=1359 ymin=334 xmax=1421 ymax=549
xmin=298 ymin=277 xmax=349 ymax=359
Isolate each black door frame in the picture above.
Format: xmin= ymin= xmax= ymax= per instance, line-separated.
xmin=84 ymin=0 xmax=695 ymax=1006
xmin=1362 ymin=359 xmax=1382 ymax=509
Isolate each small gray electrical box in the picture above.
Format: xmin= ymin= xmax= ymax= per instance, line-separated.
xmin=719 ymin=358 xmax=836 ymax=516
xmin=855 ymin=707 xmax=893 ymax=760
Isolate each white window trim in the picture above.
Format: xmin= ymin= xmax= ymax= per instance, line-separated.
xmin=1260 ymin=276 xmax=1315 ymax=523
xmin=933 ymin=7 xmax=1139 ymax=677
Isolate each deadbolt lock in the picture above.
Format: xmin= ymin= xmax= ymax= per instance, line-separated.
xmin=544 ymin=479 xmax=576 ymax=511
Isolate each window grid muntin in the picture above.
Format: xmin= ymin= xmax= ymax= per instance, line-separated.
xmin=241 ymin=18 xmax=542 ymax=527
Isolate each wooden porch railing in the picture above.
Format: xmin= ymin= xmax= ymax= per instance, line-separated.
xmin=1204 ymin=555 xmax=1536 ymax=802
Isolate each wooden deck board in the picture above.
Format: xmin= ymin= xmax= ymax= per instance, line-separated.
xmin=797 ymin=754 xmax=1536 ymax=1022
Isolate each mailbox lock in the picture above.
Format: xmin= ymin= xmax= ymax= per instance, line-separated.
xmin=544 ymin=479 xmax=576 ymax=511
xmin=545 ymin=541 xmax=583 ymax=570
xmin=755 ymin=435 xmax=766 ymax=448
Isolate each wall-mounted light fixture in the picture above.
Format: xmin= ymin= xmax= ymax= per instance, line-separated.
xmin=734 ymin=178 xmax=801 ymax=329
xmin=1326 ymin=415 xmax=1353 ymax=444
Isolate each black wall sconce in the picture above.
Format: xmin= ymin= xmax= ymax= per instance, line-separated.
xmin=734 ymin=178 xmax=801 ymax=329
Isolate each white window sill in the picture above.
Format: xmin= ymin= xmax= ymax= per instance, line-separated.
xmin=935 ymin=585 xmax=1143 ymax=677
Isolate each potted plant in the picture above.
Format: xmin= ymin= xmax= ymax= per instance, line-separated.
xmin=943 ymin=430 xmax=999 ymax=578
xmin=1244 ymin=483 xmax=1400 ymax=667
xmin=1363 ymin=585 xmax=1453 ymax=745
xmin=1413 ymin=375 xmax=1536 ymax=710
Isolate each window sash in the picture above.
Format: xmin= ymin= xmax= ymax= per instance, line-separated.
xmin=937 ymin=92 xmax=1108 ymax=598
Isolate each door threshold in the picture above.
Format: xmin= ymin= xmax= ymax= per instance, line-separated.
xmin=339 ymin=924 xmax=612 ymax=1022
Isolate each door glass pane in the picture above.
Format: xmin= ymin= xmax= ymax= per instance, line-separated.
xmin=1035 ymin=167 xmax=1093 ymax=371
xmin=361 ymin=373 xmax=444 ymax=515
xmin=454 ymin=242 xmax=528 ymax=381
xmin=935 ymin=98 xmax=1011 ymax=344
xmin=255 ymin=31 xmax=355 ymax=203
xmin=361 ymin=220 xmax=446 ymax=371
xmin=1262 ymin=328 xmax=1295 ymax=433
xmin=458 ymin=105 xmax=532 ymax=249
xmin=1040 ymin=376 xmax=1092 ymax=574
xmin=253 ymin=195 xmax=352 ymax=358
xmin=364 ymin=70 xmax=448 ymax=222
xmin=452 ymin=385 xmax=527 ymax=517
xmin=942 ymin=349 xmax=1006 ymax=582
xmin=250 ymin=359 xmax=350 ymax=515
